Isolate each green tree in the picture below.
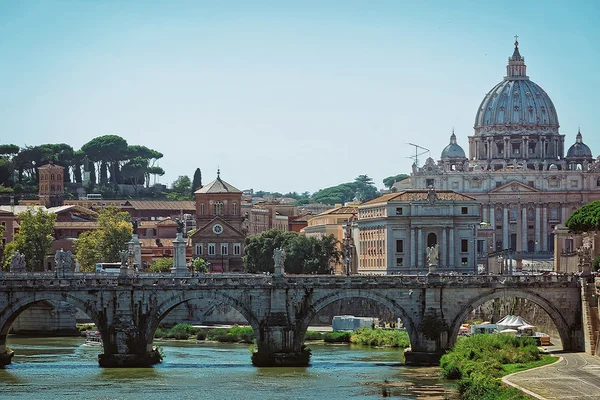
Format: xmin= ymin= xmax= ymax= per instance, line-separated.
xmin=312 ymin=184 xmax=355 ymax=205
xmin=73 ymin=230 xmax=101 ymax=272
xmin=353 ymin=174 xmax=379 ymax=202
xmin=97 ymin=206 xmax=132 ymax=262
xmin=81 ymin=135 xmax=129 ymax=185
xmin=149 ymin=257 xmax=172 ymax=272
xmin=13 ymin=208 xmax=56 ymax=271
xmin=192 ymin=257 xmax=209 ymax=273
xmin=565 ymin=200 xmax=600 ymax=233
xmin=243 ymin=230 xmax=341 ymax=274
xmin=382 ymin=174 xmax=409 ymax=190
xmin=121 ymin=157 xmax=148 ymax=195
xmin=168 ymin=175 xmax=192 ymax=200
xmin=74 ymin=206 xmax=132 ymax=268
xmin=192 ymin=168 xmax=202 ymax=194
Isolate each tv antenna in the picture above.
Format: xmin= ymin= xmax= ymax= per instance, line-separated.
xmin=406 ymin=143 xmax=430 ymax=167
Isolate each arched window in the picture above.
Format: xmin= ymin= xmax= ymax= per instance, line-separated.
xmin=199 ymin=203 xmax=204 ymax=215
xmin=213 ymin=201 xmax=224 ymax=216
xmin=57 ymin=174 xmax=62 ymax=181
xmin=232 ymin=202 xmax=237 ymax=215
xmin=427 ymin=232 xmax=437 ymax=248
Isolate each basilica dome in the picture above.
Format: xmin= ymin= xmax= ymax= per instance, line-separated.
xmin=441 ymin=132 xmax=466 ymax=160
xmin=473 ymin=41 xmax=559 ymax=136
xmin=566 ymin=130 xmax=592 ymax=159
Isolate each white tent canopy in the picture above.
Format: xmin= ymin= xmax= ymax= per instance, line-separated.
xmin=496 ymin=315 xmax=531 ymax=332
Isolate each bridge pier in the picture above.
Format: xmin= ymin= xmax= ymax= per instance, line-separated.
xmin=0 ymin=341 xmax=14 ymax=367
xmin=252 ymin=314 xmax=310 ymax=367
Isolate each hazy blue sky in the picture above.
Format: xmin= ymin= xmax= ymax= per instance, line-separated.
xmin=1 ymin=1 xmax=599 ymax=194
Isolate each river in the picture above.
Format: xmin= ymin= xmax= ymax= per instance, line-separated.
xmin=0 ymin=336 xmax=456 ymax=399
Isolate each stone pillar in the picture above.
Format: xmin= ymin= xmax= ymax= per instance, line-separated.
xmin=98 ymin=292 xmax=161 ymax=368
xmin=410 ymin=228 xmax=416 ymax=267
xmin=561 ymin=205 xmax=568 ymax=224
xmin=171 ymin=232 xmax=188 ymax=276
xmin=449 ymin=228 xmax=455 ymax=268
xmin=535 ymin=204 xmax=541 ymax=252
xmin=252 ymin=286 xmax=309 ymax=367
xmin=489 ymin=206 xmax=495 ymax=229
xmin=542 ymin=205 xmax=548 ymax=251
xmin=521 ymin=207 xmax=528 ymax=252
xmin=0 ymin=342 xmax=14 ymax=366
xmin=417 ymin=228 xmax=423 ymax=268
xmin=503 ymin=205 xmax=509 ymax=249
xmin=124 ymin=235 xmax=142 ymax=275
xmin=441 ymin=228 xmax=447 ymax=268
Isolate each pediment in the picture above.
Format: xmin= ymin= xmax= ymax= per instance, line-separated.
xmin=489 ymin=180 xmax=541 ymax=194
xmin=192 ymin=217 xmax=243 ymax=239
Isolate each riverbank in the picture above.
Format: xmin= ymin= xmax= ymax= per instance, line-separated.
xmin=440 ymin=334 xmax=557 ymax=400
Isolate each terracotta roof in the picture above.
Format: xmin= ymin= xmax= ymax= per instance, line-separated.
xmin=38 ymin=163 xmax=64 ymax=170
xmin=139 ymin=220 xmax=158 ymax=228
xmin=139 ymin=238 xmax=176 ymax=248
xmin=47 ymin=204 xmax=98 ymax=218
xmin=361 ymin=190 xmax=476 ymax=205
xmin=318 ymin=206 xmax=358 ymax=216
xmin=54 ymin=221 xmax=99 ymax=229
xmin=194 ymin=175 xmax=241 ymax=194
xmin=125 ymin=200 xmax=195 ymax=211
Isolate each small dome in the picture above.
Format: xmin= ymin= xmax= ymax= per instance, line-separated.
xmin=441 ymin=132 xmax=466 ymax=160
xmin=566 ymin=130 xmax=593 ymax=159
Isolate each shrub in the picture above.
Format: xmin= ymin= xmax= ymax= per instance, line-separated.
xmin=323 ymin=332 xmax=352 ymax=343
xmin=196 ymin=330 xmax=207 ymax=340
xmin=304 ymin=331 xmax=324 ymax=341
xmin=350 ymin=328 xmax=410 ymax=348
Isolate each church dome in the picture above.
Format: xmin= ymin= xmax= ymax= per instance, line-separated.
xmin=474 ymin=40 xmax=559 ymax=136
xmin=566 ymin=130 xmax=593 ymax=159
xmin=441 ymin=132 xmax=466 ymax=160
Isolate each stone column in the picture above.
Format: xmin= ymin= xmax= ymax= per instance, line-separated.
xmin=125 ymin=235 xmax=142 ymax=275
xmin=561 ymin=205 xmax=568 ymax=224
xmin=535 ymin=204 xmax=541 ymax=252
xmin=417 ymin=228 xmax=423 ymax=268
xmin=542 ymin=205 xmax=548 ymax=251
xmin=503 ymin=205 xmax=509 ymax=249
xmin=515 ymin=204 xmax=523 ymax=270
xmin=449 ymin=228 xmax=455 ymax=268
xmin=410 ymin=228 xmax=416 ymax=267
xmin=521 ymin=207 xmax=528 ymax=252
xmin=489 ymin=206 xmax=495 ymax=228
xmin=171 ymin=232 xmax=188 ymax=276
xmin=441 ymin=228 xmax=447 ymax=268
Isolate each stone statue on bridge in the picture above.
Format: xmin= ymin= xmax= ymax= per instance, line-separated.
xmin=273 ymin=248 xmax=286 ymax=276
xmin=9 ymin=251 xmax=26 ymax=273
xmin=55 ymin=249 xmax=74 ymax=276
xmin=426 ymin=244 xmax=439 ymax=267
xmin=119 ymin=250 xmax=129 ymax=266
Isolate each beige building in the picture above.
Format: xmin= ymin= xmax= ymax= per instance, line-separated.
xmin=301 ymin=205 xmax=358 ymax=274
xmin=356 ymin=189 xmax=479 ymax=275
xmin=411 ymin=40 xmax=600 ymax=270
xmin=38 ymin=163 xmax=65 ymax=207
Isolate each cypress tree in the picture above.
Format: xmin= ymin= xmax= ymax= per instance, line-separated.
xmin=192 ymin=168 xmax=202 ymax=194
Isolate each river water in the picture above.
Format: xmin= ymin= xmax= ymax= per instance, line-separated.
xmin=0 ymin=336 xmax=455 ymax=399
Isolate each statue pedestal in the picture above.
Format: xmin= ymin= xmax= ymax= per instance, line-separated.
xmin=428 ymin=264 xmax=438 ymax=274
xmin=171 ymin=233 xmax=188 ymax=276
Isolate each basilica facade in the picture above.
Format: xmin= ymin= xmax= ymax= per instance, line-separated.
xmin=410 ymin=39 xmax=600 ymax=265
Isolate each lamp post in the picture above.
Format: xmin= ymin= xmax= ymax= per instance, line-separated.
xmin=531 ymin=240 xmax=538 ymax=274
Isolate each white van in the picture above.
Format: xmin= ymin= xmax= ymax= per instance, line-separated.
xmin=86 ymin=194 xmax=103 ymax=200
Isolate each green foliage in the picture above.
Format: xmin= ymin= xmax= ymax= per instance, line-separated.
xmin=168 ymin=175 xmax=192 ymax=200
xmin=439 ymin=334 xmax=552 ymax=400
xmin=353 ymin=174 xmax=379 ymax=202
xmin=74 ymin=206 xmax=132 ymax=269
xmin=593 ymin=255 xmax=600 ymax=271
xmin=418 ymin=312 xmax=448 ymax=341
xmin=243 ymin=229 xmax=341 ymax=274
xmin=2 ymin=241 xmax=17 ymax=271
xmin=382 ymin=174 xmax=409 ymax=189
xmin=149 ymin=257 xmax=172 ymax=272
xmin=312 ymin=184 xmax=356 ymax=205
xmin=192 ymin=257 xmax=208 ymax=273
xmin=304 ymin=331 xmax=324 ymax=341
xmin=73 ymin=231 xmax=101 ymax=272
xmin=206 ymin=325 xmax=255 ymax=343
xmin=323 ymin=332 xmax=352 ymax=343
xmin=192 ymin=168 xmax=202 ymax=194
xmin=565 ymin=200 xmax=600 ymax=233
xmin=13 ymin=208 xmax=56 ymax=271
xmin=350 ymin=328 xmax=410 ymax=347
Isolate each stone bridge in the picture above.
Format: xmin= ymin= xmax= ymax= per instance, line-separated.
xmin=0 ymin=273 xmax=585 ymax=367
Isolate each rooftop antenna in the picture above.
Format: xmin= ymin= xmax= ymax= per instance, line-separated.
xmin=406 ymin=143 xmax=430 ymax=167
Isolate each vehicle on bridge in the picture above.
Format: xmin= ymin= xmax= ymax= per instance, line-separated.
xmin=95 ymin=263 xmax=121 ymax=274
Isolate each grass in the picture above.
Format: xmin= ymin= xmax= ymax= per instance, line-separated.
xmin=154 ymin=324 xmax=255 ymax=344
xmin=440 ymin=334 xmax=558 ymax=400
xmin=350 ymin=328 xmax=410 ymax=348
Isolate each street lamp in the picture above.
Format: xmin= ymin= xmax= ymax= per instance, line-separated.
xmin=531 ymin=240 xmax=538 ymax=274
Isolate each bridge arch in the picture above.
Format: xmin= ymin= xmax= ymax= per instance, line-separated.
xmin=147 ymin=291 xmax=260 ymax=346
xmin=448 ymin=289 xmax=572 ymax=350
xmin=0 ymin=292 xmax=101 ymax=352
xmin=299 ymin=290 xmax=419 ymax=347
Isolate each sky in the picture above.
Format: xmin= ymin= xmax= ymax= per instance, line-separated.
xmin=1 ymin=1 xmax=599 ymax=194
